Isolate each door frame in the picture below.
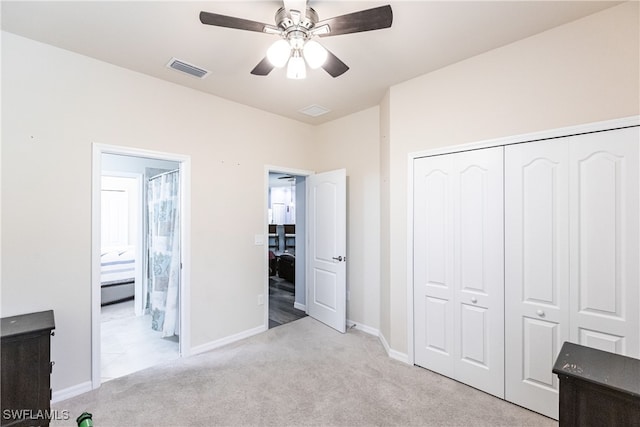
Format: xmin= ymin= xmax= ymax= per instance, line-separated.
xmin=406 ymin=116 xmax=639 ymax=366
xmin=264 ymin=165 xmax=314 ymax=329
xmin=91 ymin=143 xmax=192 ymax=389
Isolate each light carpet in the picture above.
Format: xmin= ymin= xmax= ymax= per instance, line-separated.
xmin=52 ymin=317 xmax=556 ymax=426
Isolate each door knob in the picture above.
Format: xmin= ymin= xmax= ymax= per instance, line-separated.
xmin=332 ymin=256 xmax=343 ymax=262
xmin=471 ymin=297 xmax=478 ymax=304
xmin=537 ymin=310 xmax=545 ymax=317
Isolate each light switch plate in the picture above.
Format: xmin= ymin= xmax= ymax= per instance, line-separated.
xmin=254 ymin=234 xmax=264 ymax=245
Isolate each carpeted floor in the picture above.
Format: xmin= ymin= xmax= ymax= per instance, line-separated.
xmin=52 ymin=317 xmax=556 ymax=426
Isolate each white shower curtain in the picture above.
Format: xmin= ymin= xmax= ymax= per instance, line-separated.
xmin=147 ymin=170 xmax=180 ymax=338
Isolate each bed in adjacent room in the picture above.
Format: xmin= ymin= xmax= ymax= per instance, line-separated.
xmin=101 ymin=246 xmax=136 ymax=305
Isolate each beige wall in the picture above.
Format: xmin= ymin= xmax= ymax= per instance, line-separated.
xmin=1 ymin=32 xmax=316 ymax=391
xmin=313 ymin=107 xmax=381 ymax=330
xmin=2 ymin=0 xmax=638 ymax=395
xmin=379 ymin=91 xmax=391 ymax=342
xmin=383 ymin=1 xmax=640 ymax=354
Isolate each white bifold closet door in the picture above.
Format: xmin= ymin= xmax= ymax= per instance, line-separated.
xmin=505 ymin=126 xmax=639 ymax=419
xmin=414 ymin=146 xmax=504 ymax=398
xmin=568 ymin=128 xmax=639 ymax=356
xmin=504 ymin=140 xmax=570 ymax=419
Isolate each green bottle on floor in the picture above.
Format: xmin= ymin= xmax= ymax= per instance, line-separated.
xmin=76 ymin=412 xmax=93 ymax=427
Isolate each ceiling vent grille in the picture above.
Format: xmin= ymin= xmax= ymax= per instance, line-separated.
xmin=299 ymin=104 xmax=331 ymax=117
xmin=166 ymin=58 xmax=210 ymax=79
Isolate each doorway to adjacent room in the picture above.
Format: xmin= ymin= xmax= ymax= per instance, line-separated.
xmin=264 ymin=166 xmax=348 ymax=333
xmin=92 ymin=145 xmax=191 ymax=389
xmin=267 ymin=171 xmax=307 ymax=328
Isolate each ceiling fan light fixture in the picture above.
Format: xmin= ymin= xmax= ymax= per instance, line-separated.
xmin=200 ymin=4 xmax=394 ymax=79
xmin=266 ymin=39 xmax=291 ymax=68
xmin=289 ymin=9 xmax=302 ymax=26
xmin=303 ymin=40 xmax=328 ymax=69
xmin=287 ymin=53 xmax=306 ymax=79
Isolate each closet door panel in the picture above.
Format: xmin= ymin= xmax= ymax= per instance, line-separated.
xmin=460 ymin=303 xmax=488 ymax=365
xmin=505 ymin=140 xmax=569 ymax=419
xmin=522 ymin=160 xmax=557 ymax=303
xmin=523 ymin=318 xmax=558 ymax=387
xmin=423 ymin=296 xmax=449 ymax=353
xmin=579 ymin=328 xmax=624 ymax=353
xmin=453 ymin=147 xmax=504 ymax=399
xmin=578 ymin=153 xmax=621 ymax=316
xmin=458 ymin=166 xmax=486 ymax=292
xmin=569 ymin=127 xmax=640 ymax=357
xmin=414 ymin=155 xmax=455 ymax=376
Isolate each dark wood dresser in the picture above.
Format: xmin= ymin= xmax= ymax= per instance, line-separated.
xmin=553 ymin=341 xmax=640 ymax=427
xmin=1 ymin=310 xmax=55 ymax=427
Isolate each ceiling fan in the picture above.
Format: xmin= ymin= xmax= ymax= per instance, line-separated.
xmin=199 ymin=1 xmax=393 ymax=79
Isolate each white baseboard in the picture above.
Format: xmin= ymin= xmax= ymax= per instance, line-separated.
xmin=346 ymin=319 xmax=379 ymax=337
xmin=389 ymin=348 xmax=410 ymax=364
xmin=346 ymin=320 xmax=409 ymax=364
xmin=378 ymin=332 xmax=410 ymax=365
xmin=378 ymin=331 xmax=392 ymax=356
xmin=190 ymin=324 xmax=267 ymax=356
xmin=294 ymin=302 xmax=306 ymax=311
xmin=52 ymin=381 xmax=92 ymax=403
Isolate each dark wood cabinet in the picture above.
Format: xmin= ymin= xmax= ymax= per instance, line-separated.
xmin=1 ymin=310 xmax=55 ymax=427
xmin=553 ymin=341 xmax=640 ymax=427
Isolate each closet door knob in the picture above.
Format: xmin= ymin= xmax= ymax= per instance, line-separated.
xmin=537 ymin=310 xmax=545 ymax=317
xmin=471 ymin=297 xmax=478 ymax=304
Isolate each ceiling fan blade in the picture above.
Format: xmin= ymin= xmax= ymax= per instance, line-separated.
xmin=316 ymin=5 xmax=393 ymax=37
xmin=200 ymin=11 xmax=272 ymax=33
xmin=251 ymin=57 xmax=275 ymax=76
xmin=322 ymin=50 xmax=349 ymax=78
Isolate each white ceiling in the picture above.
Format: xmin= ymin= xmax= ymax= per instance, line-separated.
xmin=1 ymin=1 xmax=621 ymax=125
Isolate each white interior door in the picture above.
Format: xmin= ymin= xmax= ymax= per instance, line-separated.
xmin=414 ymin=154 xmax=455 ymax=377
xmin=505 ymin=140 xmax=570 ymax=419
xmin=414 ymin=147 xmax=504 ymax=398
xmin=569 ymin=127 xmax=639 ymax=357
xmin=452 ymin=148 xmax=504 ymax=399
xmin=306 ymin=169 xmax=347 ymax=333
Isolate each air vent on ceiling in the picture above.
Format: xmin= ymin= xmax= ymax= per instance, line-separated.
xmin=299 ymin=104 xmax=331 ymax=117
xmin=166 ymin=57 xmax=210 ymax=79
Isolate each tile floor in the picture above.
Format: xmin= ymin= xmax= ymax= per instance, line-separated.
xmin=101 ymin=300 xmax=179 ymax=382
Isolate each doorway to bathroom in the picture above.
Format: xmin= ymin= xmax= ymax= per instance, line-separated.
xmin=91 ymin=144 xmax=191 ymax=388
